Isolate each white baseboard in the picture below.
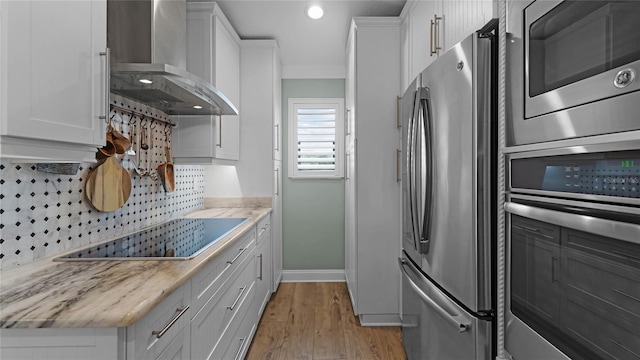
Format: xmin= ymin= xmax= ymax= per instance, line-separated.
xmin=281 ymin=269 xmax=345 ymax=283
xmin=358 ymin=313 xmax=401 ymax=326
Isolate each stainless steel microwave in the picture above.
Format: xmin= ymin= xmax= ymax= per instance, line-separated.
xmin=507 ymin=0 xmax=640 ymax=146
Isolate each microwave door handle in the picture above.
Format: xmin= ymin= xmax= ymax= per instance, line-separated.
xmin=505 ymin=202 xmax=640 ymax=246
xmin=418 ymin=88 xmax=433 ymax=254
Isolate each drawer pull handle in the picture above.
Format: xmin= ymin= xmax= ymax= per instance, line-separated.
xmin=258 ymin=254 xmax=263 ymax=280
xmin=152 ymin=306 xmax=189 ymax=339
xmin=227 ymin=247 xmax=247 ymax=265
xmin=611 ymin=339 xmax=640 ymax=358
xmin=227 ymin=287 xmax=246 ymax=311
xmin=234 ymin=338 xmax=247 ymax=360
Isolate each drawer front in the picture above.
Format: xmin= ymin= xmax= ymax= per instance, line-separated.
xmin=191 ymin=228 xmax=256 ymax=313
xmin=221 ymin=303 xmax=257 ymax=360
xmin=130 ymin=282 xmax=192 ymax=360
xmin=191 ymin=246 xmax=257 ymax=360
xmin=214 ymin=283 xmax=256 ymax=360
xmin=154 ymin=325 xmax=191 ymax=360
xmin=256 ymin=214 xmax=271 ymax=247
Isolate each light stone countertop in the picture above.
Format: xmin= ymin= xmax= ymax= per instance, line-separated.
xmin=0 ymin=207 xmax=271 ymax=329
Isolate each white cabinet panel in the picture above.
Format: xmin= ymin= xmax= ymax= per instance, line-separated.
xmin=0 ymin=0 xmax=108 ymax=162
xmin=345 ymin=18 xmax=401 ymax=325
xmin=409 ymin=0 xmax=442 ymax=82
xmin=0 ymin=328 xmax=118 ymax=360
xmin=272 ymin=161 xmax=283 ymax=290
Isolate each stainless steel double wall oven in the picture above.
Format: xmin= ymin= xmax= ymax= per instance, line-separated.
xmin=505 ymin=142 xmax=640 ymax=360
xmin=506 ymin=1 xmax=640 ymax=359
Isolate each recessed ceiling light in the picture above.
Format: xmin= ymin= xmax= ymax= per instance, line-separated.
xmin=193 ymin=105 xmax=203 ymax=109
xmin=139 ymin=79 xmax=153 ymax=84
xmin=306 ymin=4 xmax=324 ymax=20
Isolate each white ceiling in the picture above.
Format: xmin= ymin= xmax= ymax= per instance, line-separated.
xmin=212 ymin=0 xmax=407 ymax=78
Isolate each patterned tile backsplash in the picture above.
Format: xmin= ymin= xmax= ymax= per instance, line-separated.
xmin=0 ymin=160 xmax=205 ymax=270
xmin=0 ymin=100 xmax=206 ymax=271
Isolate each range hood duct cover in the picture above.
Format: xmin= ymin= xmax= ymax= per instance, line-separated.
xmin=107 ymin=0 xmax=237 ymax=116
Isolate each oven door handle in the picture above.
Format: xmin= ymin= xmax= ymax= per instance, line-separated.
xmin=504 ymin=202 xmax=640 ymax=246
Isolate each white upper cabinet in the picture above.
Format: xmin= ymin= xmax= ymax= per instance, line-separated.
xmin=0 ymin=0 xmax=108 ymax=163
xmin=441 ymin=0 xmax=496 ymax=51
xmin=173 ymin=2 xmax=240 ymax=163
xmin=400 ymin=0 xmax=496 ymax=91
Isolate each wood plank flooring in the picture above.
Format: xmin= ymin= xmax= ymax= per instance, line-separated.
xmin=246 ymin=282 xmax=407 ymax=360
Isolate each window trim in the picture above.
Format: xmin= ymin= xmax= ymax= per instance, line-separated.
xmin=288 ymin=98 xmax=345 ymax=179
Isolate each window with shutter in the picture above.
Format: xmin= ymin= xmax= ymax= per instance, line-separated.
xmin=288 ymin=98 xmax=344 ymax=179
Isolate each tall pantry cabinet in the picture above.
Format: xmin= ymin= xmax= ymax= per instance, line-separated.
xmin=241 ymin=40 xmax=283 ymax=291
xmin=345 ymin=18 xmax=402 ymax=325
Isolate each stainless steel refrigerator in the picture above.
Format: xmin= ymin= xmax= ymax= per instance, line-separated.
xmin=399 ymin=27 xmax=497 ymax=360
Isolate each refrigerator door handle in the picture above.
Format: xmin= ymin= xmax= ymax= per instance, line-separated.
xmin=417 ymin=87 xmax=434 ymax=254
xmin=408 ymin=91 xmax=420 ymax=252
xmin=399 ymin=258 xmax=471 ymax=333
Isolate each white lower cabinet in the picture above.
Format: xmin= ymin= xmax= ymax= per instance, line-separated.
xmin=0 ymin=214 xmax=275 ymax=360
xmin=191 ymin=245 xmax=256 ymax=360
xmin=220 ymin=292 xmax=257 ymax=360
xmin=255 ymin=214 xmax=272 ymax=316
xmin=125 ymin=282 xmax=192 ymax=360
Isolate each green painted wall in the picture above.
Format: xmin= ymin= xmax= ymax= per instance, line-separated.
xmin=281 ymin=79 xmax=345 ymax=270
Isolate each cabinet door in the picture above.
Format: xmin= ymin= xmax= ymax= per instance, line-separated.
xmin=255 ymin=215 xmax=272 ymax=312
xmin=255 ymin=223 xmax=272 ymax=316
xmin=272 ymin=161 xmax=283 ymax=290
xmin=344 ymin=144 xmax=358 ymax=313
xmin=1 ymin=1 xmax=107 ymax=155
xmin=273 ymin=50 xmax=282 ymax=161
xmin=212 ymin=17 xmax=240 ymax=160
xmin=346 ymin=29 xmax=356 ymax=148
xmin=174 ymin=5 xmax=239 ymax=163
xmin=409 ymin=0 xmax=441 ymax=80
xmin=400 ymin=14 xmax=411 ymax=92
xmin=154 ymin=326 xmax=190 ymax=360
xmin=441 ymin=0 xmax=495 ymax=51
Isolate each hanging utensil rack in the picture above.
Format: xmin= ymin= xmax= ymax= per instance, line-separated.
xmin=108 ymin=95 xmax=176 ymax=183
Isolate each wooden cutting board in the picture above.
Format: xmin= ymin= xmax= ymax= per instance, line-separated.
xmin=85 ymin=156 xmax=132 ymax=212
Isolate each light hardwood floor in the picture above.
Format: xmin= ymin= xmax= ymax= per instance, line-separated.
xmin=246 ymin=282 xmax=407 ymax=360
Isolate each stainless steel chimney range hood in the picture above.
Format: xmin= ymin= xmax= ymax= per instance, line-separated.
xmin=107 ymin=0 xmax=238 ymax=116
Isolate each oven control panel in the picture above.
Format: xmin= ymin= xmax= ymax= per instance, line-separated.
xmin=511 ymin=150 xmax=640 ymax=199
